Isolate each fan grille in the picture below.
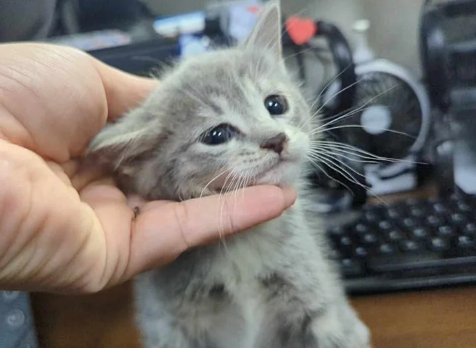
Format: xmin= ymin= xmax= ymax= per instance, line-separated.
xmin=335 ymin=72 xmax=423 ymax=160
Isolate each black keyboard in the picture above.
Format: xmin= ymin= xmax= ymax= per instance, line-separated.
xmin=327 ymin=194 xmax=476 ymax=294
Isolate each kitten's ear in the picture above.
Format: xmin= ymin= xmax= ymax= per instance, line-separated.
xmin=242 ymin=0 xmax=283 ymax=58
xmin=86 ymin=113 xmax=159 ymax=171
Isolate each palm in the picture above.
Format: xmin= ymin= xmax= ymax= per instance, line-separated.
xmin=0 ymin=43 xmax=155 ymax=292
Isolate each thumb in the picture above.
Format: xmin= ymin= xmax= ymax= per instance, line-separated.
xmin=92 ymin=58 xmax=158 ymax=120
xmin=127 ymin=185 xmax=296 ymax=275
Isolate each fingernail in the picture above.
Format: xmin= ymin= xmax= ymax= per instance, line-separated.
xmin=281 ymin=186 xmax=297 ymax=208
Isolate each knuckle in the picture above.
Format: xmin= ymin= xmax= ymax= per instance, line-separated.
xmin=222 ymin=197 xmax=238 ymax=234
xmin=172 ymin=203 xmax=192 ymax=251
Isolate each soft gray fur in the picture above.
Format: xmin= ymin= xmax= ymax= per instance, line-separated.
xmin=87 ymin=2 xmax=371 ymax=347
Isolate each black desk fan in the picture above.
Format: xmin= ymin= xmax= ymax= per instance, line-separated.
xmin=282 ymin=14 xmax=432 ymax=213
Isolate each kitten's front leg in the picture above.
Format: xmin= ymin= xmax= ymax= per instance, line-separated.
xmin=134 ymin=270 xmax=250 ymax=348
xmin=258 ymin=252 xmax=371 ymax=348
xmin=303 ymin=299 xmax=371 ymax=348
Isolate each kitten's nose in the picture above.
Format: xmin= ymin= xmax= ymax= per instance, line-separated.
xmin=260 ymin=133 xmax=287 ymax=154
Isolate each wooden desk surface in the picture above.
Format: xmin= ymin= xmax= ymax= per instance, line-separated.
xmin=31 ymin=183 xmax=476 ymax=348
xmin=31 ymin=282 xmax=476 ymax=348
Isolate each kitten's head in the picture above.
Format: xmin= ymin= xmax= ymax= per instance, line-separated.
xmin=87 ymin=1 xmax=313 ymax=200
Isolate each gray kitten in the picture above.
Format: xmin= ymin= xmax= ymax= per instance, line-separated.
xmin=87 ymin=2 xmax=371 ymax=348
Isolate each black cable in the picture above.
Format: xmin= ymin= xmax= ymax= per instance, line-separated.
xmin=293 ymin=45 xmax=307 ymax=82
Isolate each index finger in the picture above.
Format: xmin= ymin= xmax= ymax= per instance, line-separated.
xmin=127 ymin=185 xmax=296 ymax=274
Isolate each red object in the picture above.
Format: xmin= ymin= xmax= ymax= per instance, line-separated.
xmin=247 ymin=5 xmax=261 ymax=14
xmin=285 ymin=16 xmax=317 ymax=45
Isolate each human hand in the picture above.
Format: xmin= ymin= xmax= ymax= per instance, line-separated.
xmin=0 ymin=43 xmax=296 ymax=294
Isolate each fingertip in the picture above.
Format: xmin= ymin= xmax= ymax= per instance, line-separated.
xmin=281 ymin=185 xmax=297 ymax=208
xmin=242 ymin=184 xmax=296 ymax=211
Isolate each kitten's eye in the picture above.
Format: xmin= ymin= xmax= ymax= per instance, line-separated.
xmin=265 ymin=95 xmax=288 ymax=116
xmin=201 ymin=124 xmax=237 ymax=145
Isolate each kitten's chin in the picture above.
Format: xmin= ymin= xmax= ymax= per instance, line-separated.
xmin=254 ymin=160 xmax=302 ymax=187
xmin=202 ymin=159 xmax=302 ymax=195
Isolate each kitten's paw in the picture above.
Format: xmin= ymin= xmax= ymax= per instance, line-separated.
xmin=306 ymin=305 xmax=372 ymax=348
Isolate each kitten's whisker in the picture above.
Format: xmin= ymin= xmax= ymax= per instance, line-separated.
xmin=316 ymin=124 xmax=417 ymax=140
xmin=313 ymin=143 xmax=398 ymax=163
xmin=227 ymin=170 xmax=246 ymax=225
xmin=314 ymin=151 xmax=367 ymax=179
xmin=305 ymin=158 xmax=355 ymax=196
xmin=308 ymin=156 xmax=365 ymax=201
xmin=200 ymin=168 xmax=229 ymax=199
xmin=218 ymin=170 xmax=242 ymax=255
xmin=309 ymin=63 xmax=356 ymax=112
xmin=242 ymin=174 xmax=251 ymax=200
xmin=231 ymin=172 xmax=244 ymax=213
xmin=283 ymin=47 xmax=315 ymax=63
xmin=308 ymin=153 xmax=361 ymax=187
xmin=311 ymin=84 xmax=400 ymax=133
xmin=308 ymin=153 xmax=388 ymax=206
xmin=311 ymin=144 xmax=395 ymax=165
xmin=312 ymin=140 xmax=425 ymax=165
xmin=218 ymin=171 xmax=235 ymax=242
xmin=309 ymin=102 xmax=373 ymax=135
xmin=316 ymin=103 xmax=370 ymax=123
xmin=310 ymin=77 xmax=366 ymax=117
xmin=311 ymin=83 xmax=400 ymax=128
xmin=309 ymin=148 xmax=380 ymax=164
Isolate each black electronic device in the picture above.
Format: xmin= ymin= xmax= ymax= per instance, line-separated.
xmin=420 ymin=0 xmax=476 ymax=197
xmin=328 ymin=194 xmax=476 ymax=294
xmin=421 ymin=0 xmax=476 ymax=112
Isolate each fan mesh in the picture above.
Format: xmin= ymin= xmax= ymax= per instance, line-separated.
xmin=335 ymin=72 xmax=423 ymax=160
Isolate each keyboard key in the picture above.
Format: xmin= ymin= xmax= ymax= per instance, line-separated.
xmin=429 ymin=237 xmax=449 ymax=251
xmin=387 ymin=208 xmax=401 ymax=219
xmin=451 ymin=213 xmax=467 ymax=225
xmin=412 ymin=227 xmax=429 ymax=239
xmin=410 ymin=207 xmax=426 ymax=217
xmin=360 ymin=233 xmax=378 ymax=245
xmin=341 ymin=259 xmax=364 ymax=277
xmin=386 ymin=230 xmax=405 ymax=242
xmin=329 ymin=249 xmax=342 ymax=260
xmin=433 ymin=203 xmax=448 ymax=214
xmin=378 ymin=243 xmax=396 ymax=255
xmin=355 ymin=223 xmax=369 ymax=234
xmin=464 ymin=223 xmax=476 ymax=235
xmin=437 ymin=226 xmax=455 ymax=237
xmin=427 ymin=215 xmax=443 ymax=227
xmin=379 ymin=220 xmax=393 ymax=230
xmin=330 ymin=227 xmax=345 ymax=236
xmin=457 ymin=235 xmax=475 ymax=249
xmin=400 ymin=240 xmax=423 ymax=252
xmin=339 ymin=236 xmax=353 ymax=247
xmin=364 ymin=212 xmax=378 ymax=222
xmin=457 ymin=202 xmax=472 ymax=213
xmin=403 ymin=218 xmax=418 ymax=228
xmin=353 ymin=247 xmax=368 ymax=258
